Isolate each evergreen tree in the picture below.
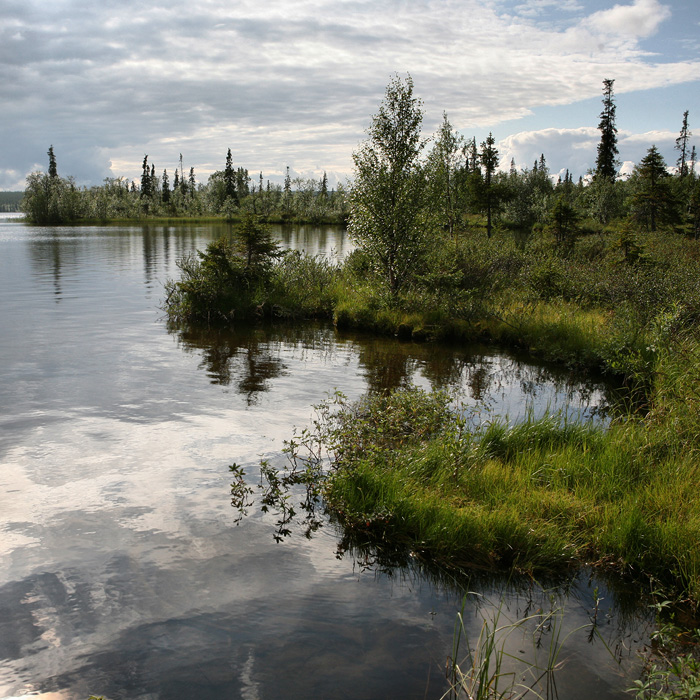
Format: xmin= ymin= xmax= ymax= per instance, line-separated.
xmin=283 ymin=166 xmax=292 ymax=213
xmin=426 ymin=112 xmax=464 ymax=235
xmin=479 ymin=132 xmax=500 ymax=238
xmin=595 ymin=79 xmax=619 ymax=181
xmin=548 ymin=193 xmax=579 ymax=248
xmin=162 ymin=169 xmax=170 ymax=204
xmin=188 ymin=167 xmax=196 ymax=194
xmin=48 ymin=145 xmax=58 ymax=178
xmin=234 ymin=211 xmax=282 ymax=269
xmin=675 ymin=110 xmax=691 ymax=178
xmin=466 ymin=138 xmax=478 ymax=172
xmin=320 ymin=171 xmax=328 ymax=197
xmin=224 ymin=148 xmax=236 ymax=202
xmin=631 ymin=145 xmax=677 ymax=232
xmin=236 ymin=167 xmax=250 ymax=199
xmin=140 ymin=156 xmax=151 ymax=198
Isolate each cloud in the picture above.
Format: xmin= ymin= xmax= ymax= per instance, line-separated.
xmin=497 ymin=125 xmax=682 ymax=179
xmin=583 ymin=0 xmax=670 ymax=39
xmin=499 ymin=127 xmax=599 ymax=178
xmin=0 ymin=0 xmax=697 ymax=189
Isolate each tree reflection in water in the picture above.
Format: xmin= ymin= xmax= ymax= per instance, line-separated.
xmin=171 ymin=323 xmax=289 ymax=405
xmin=169 ymin=321 xmax=621 ymax=414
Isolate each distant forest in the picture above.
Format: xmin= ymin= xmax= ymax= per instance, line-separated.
xmin=0 ymin=192 xmax=23 ymax=212
xmin=16 ymin=79 xmax=700 ymax=236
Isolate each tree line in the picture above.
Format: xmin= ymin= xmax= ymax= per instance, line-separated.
xmin=349 ymin=74 xmax=699 ymax=295
xmin=21 ymin=147 xmax=348 ymax=225
xmin=21 ymin=77 xmax=698 ymax=246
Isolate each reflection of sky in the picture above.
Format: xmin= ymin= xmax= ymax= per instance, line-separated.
xmin=0 ymin=222 xmax=638 ymax=699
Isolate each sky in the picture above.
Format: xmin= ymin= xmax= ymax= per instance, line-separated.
xmin=1 ymin=0 xmax=699 ymax=190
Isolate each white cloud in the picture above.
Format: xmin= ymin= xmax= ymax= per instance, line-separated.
xmin=497 ymin=125 xmax=683 ymax=179
xmin=0 ymin=0 xmax=697 ymax=188
xmin=583 ymin=0 xmax=670 ymax=39
xmin=499 ymin=127 xmax=599 ymax=177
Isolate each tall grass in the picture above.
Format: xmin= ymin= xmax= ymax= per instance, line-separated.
xmin=444 ymin=593 xmax=592 ymax=700
xmin=255 ymin=367 xmax=700 ymax=601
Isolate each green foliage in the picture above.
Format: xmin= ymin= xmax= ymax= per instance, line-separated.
xmin=629 ymin=146 xmax=680 ymax=232
xmin=164 ymin=237 xmax=254 ymax=324
xmin=595 ymin=78 xmax=620 ymax=181
xmin=233 ymin=212 xmax=282 ymax=269
xmin=426 ymin=112 xmax=465 ymax=236
xmin=164 ymin=232 xmax=339 ymax=325
xmin=349 ymin=73 xmax=430 ymax=295
xmin=268 ymin=250 xmax=340 ymax=318
xmin=21 ymin=171 xmax=83 ymax=224
xmin=631 ymin=602 xmax=700 ymax=699
xmin=546 ymin=194 xmax=580 ymax=249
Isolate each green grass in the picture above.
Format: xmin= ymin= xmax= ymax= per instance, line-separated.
xmin=268 ymin=360 xmax=700 ymax=601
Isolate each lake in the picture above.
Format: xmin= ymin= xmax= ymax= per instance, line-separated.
xmin=0 ymin=216 xmax=650 ymax=699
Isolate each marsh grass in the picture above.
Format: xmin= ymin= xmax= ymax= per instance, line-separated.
xmin=243 ymin=363 xmax=700 ymax=601
xmin=443 ymin=592 xmax=598 ymax=700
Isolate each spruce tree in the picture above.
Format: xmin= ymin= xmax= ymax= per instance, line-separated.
xmin=426 ymin=112 xmax=464 ymax=236
xmin=675 ymin=110 xmax=691 ymax=178
xmin=140 ymin=155 xmax=151 ymax=198
xmin=480 ymin=133 xmax=499 ymax=238
xmin=48 ymin=145 xmax=58 ymax=178
xmin=691 ymin=145 xmax=697 ymax=176
xmin=632 ymin=145 xmax=676 ymax=232
xmin=224 ymin=148 xmax=236 ymax=202
xmin=283 ymin=166 xmax=292 ymax=213
xmin=595 ymin=79 xmax=619 ymax=181
xmin=466 ymin=138 xmax=478 ymax=172
xmin=162 ymin=169 xmax=170 ymax=204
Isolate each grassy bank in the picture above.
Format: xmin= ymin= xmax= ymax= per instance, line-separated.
xmin=275 ymin=352 xmax=700 ymax=601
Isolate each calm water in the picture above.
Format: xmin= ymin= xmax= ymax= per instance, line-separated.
xmin=0 ymin=216 xmax=649 ymax=699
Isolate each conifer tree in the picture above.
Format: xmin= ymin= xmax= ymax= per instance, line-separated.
xmin=466 ymin=138 xmax=478 ymax=172
xmin=427 ymin=112 xmax=464 ymax=235
xmin=631 ymin=145 xmax=677 ymax=232
xmin=48 ymin=145 xmax=58 ymax=178
xmin=480 ymin=132 xmax=499 ymax=238
xmin=595 ymin=79 xmax=619 ymax=181
xmin=140 ymin=156 xmax=149 ymax=198
xmin=224 ymin=149 xmax=236 ymax=202
xmin=162 ymin=169 xmax=170 ymax=204
xmin=691 ymin=146 xmax=697 ymax=176
xmin=283 ymin=166 xmax=292 ymax=213
xmin=675 ymin=110 xmax=691 ymax=178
